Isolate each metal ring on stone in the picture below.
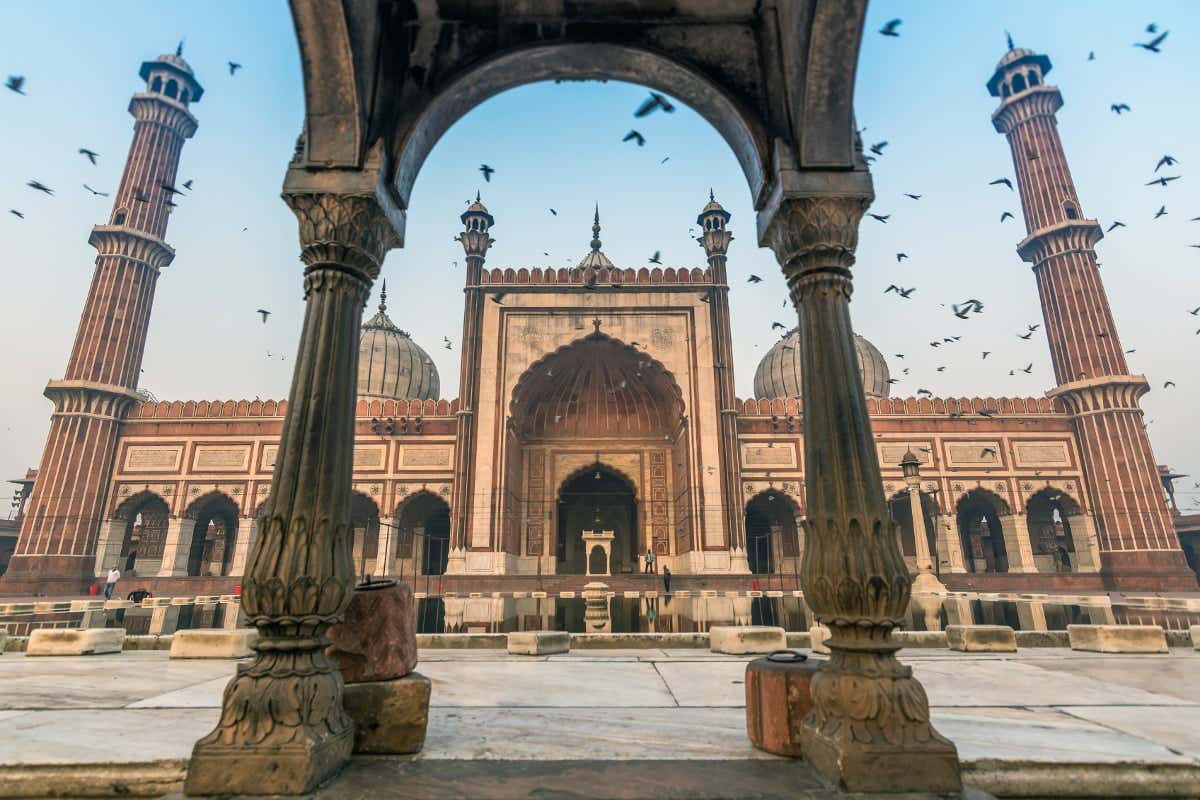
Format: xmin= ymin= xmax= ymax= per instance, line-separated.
xmin=355 ymin=577 xmax=398 ymax=591
xmin=766 ymin=649 xmax=807 ymax=663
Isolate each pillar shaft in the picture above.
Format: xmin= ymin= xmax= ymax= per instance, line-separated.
xmin=186 ymin=192 xmax=397 ymax=796
xmin=765 ymin=194 xmax=959 ymax=794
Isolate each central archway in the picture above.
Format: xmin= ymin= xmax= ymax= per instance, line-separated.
xmin=557 ymin=465 xmax=638 ymax=575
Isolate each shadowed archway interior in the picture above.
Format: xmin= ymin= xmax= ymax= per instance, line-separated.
xmin=557 ymin=465 xmax=637 ymax=575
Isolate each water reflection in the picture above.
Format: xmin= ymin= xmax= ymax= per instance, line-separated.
xmin=1 ymin=593 xmax=1197 ymax=636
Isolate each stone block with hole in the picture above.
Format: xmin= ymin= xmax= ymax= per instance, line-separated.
xmin=1067 ymin=624 xmax=1167 ymax=653
xmin=507 ymin=630 xmax=570 ymax=655
xmin=169 ymin=628 xmax=258 ymax=658
xmin=342 ymin=672 xmax=431 ymax=754
xmin=946 ymin=624 xmax=1017 ymax=652
xmin=709 ymin=625 xmax=786 ymax=655
xmin=27 ymin=628 xmax=125 ymax=656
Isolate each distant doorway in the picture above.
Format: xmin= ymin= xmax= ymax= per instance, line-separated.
xmin=557 ymin=466 xmax=637 ymax=575
xmin=744 ymin=490 xmax=801 ymax=574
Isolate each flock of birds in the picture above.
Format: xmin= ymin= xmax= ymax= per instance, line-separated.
xmin=851 ymin=19 xmax=1196 ymax=415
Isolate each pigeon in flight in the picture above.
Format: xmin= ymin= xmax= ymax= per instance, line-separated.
xmin=490 ymin=291 xmax=505 ymax=304
xmin=26 ymin=180 xmax=53 ymax=195
xmin=1021 ymin=363 xmax=1033 ymax=373
xmin=182 ymin=179 xmax=194 ymax=190
xmin=1146 ymin=175 xmax=1180 ymax=187
xmin=634 ymin=92 xmax=675 ymax=117
xmin=1110 ymin=103 xmax=1131 ymax=114
xmin=648 ymin=251 xmax=662 ymax=264
xmin=885 ymin=285 xmax=915 ymax=298
xmin=5 ymin=75 xmax=24 ymax=94
xmin=1134 ymin=30 xmax=1168 ymax=53
xmin=256 ymin=309 xmax=271 ymax=323
xmin=1163 ymin=380 xmax=1176 ymax=388
xmin=79 ymin=148 xmax=99 ymax=165
xmin=1155 ymin=155 xmax=1178 ymax=172
xmin=9 ymin=209 xmax=24 ymax=219
xmin=771 ymin=322 xmax=787 ymax=331
xmin=747 ymin=274 xmax=762 ymax=283
xmin=479 ymin=164 xmax=494 ymax=182
xmin=623 ymin=130 xmax=646 ymax=147
xmin=1154 ymin=206 xmax=1167 ymax=219
xmin=879 ymin=19 xmax=902 ymax=37
xmin=228 ymin=61 xmax=242 ymax=76
xmin=989 ymin=177 xmax=1013 ymax=190
xmin=549 ymin=208 xmax=557 ymax=216
xmin=896 ymin=253 xmax=908 ymax=262
xmin=83 ymin=184 xmax=108 ymax=197
xmin=1018 ymin=331 xmax=1034 ymax=340
xmin=903 ymin=193 xmax=922 ymax=200
xmin=868 ymin=213 xmax=890 ymax=223
xmin=869 ymin=141 xmax=888 ymax=156
xmin=1106 ymin=220 xmax=1125 ymax=232
xmin=1000 ymin=211 xmax=1014 ymax=222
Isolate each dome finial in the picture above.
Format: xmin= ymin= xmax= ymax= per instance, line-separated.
xmin=476 ymin=190 xmax=481 ymax=203
xmin=176 ymin=39 xmax=184 ymax=57
xmin=379 ymin=279 xmax=387 ymax=313
xmin=1005 ymin=30 xmax=1015 ymax=51
xmin=709 ymin=188 xmax=715 ymax=202
xmin=590 ymin=204 xmax=602 ymax=252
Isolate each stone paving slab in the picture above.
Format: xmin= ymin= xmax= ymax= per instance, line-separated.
xmin=1058 ymin=705 xmax=1200 ymax=760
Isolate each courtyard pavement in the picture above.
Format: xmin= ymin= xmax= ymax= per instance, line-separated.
xmin=0 ymin=647 xmax=1197 ymax=797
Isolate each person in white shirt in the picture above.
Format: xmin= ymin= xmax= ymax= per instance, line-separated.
xmin=104 ymin=566 xmax=120 ymax=600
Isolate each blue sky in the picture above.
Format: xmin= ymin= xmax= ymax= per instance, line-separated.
xmin=1 ymin=1 xmax=1198 ymax=514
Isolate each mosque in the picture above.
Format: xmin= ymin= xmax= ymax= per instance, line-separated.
xmin=2 ymin=45 xmax=1197 ymax=596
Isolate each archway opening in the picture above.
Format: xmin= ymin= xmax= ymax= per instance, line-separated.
xmin=1026 ymin=488 xmax=1081 ymax=573
xmin=115 ymin=493 xmax=169 ymax=574
xmin=744 ymin=490 xmax=800 ymax=575
xmin=186 ymin=494 xmax=239 ymax=577
xmin=957 ymin=490 xmax=1009 ymax=573
xmin=557 ymin=466 xmax=637 ymax=575
xmin=350 ymin=493 xmax=381 ymax=580
xmin=887 ymin=490 xmax=939 ymax=571
xmin=395 ymin=492 xmax=452 ymax=576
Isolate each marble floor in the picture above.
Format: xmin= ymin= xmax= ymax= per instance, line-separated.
xmin=0 ymin=647 xmax=1197 ymax=789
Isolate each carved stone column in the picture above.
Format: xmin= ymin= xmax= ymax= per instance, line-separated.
xmin=765 ymin=195 xmax=960 ymax=794
xmin=186 ymin=193 xmax=397 ymax=796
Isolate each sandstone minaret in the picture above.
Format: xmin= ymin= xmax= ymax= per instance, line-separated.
xmin=988 ymin=44 xmax=1195 ymax=589
xmin=4 ymin=51 xmax=201 ymax=591
xmin=696 ymin=192 xmax=747 ymax=567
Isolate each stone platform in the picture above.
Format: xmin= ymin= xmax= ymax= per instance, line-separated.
xmin=0 ymin=648 xmax=1197 ymax=798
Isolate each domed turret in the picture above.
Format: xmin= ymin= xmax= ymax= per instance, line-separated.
xmin=753 ymin=328 xmax=890 ymax=400
xmin=357 ymin=282 xmax=440 ymax=401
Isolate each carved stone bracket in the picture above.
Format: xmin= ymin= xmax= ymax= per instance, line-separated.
xmin=186 ymin=191 xmax=396 ymax=796
xmin=765 ymin=193 xmax=961 ymax=794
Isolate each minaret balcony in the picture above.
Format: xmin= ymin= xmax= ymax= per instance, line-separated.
xmin=991 ymin=85 xmax=1063 ymax=133
xmin=88 ymin=225 xmax=176 ymax=270
xmin=1016 ymin=218 xmax=1103 ymax=266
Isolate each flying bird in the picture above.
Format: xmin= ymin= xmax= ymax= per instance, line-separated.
xmin=1110 ymin=103 xmax=1131 ymax=114
xmin=980 ymin=447 xmax=997 ymax=459
xmin=133 ymin=189 xmax=150 ymax=203
xmin=5 ymin=75 xmax=25 ymax=94
xmin=1134 ymin=30 xmax=1168 ymax=53
xmin=903 ymin=193 xmax=922 ymax=200
xmin=879 ymin=19 xmax=902 ymax=37
xmin=634 ymin=92 xmax=675 ymax=117
xmin=1018 ymin=331 xmax=1034 ymax=340
xmin=549 ymin=208 xmax=557 ymax=216
xmin=1028 ymin=324 xmax=1040 ymax=332
xmin=490 ymin=292 xmax=505 ymax=304
xmin=981 ymin=351 xmax=991 ymax=359
xmin=1000 ymin=211 xmax=1014 ymax=222
xmin=1146 ymin=175 xmax=1180 ymax=187
xmin=1088 ymin=51 xmax=1095 ymax=61
xmin=1154 ymin=205 xmax=1167 ymax=219
xmin=228 ymin=61 xmax=242 ymax=75
xmin=896 ymin=252 xmax=908 ymax=262
xmin=989 ymin=177 xmax=1013 ymax=190
xmin=1021 ymin=363 xmax=1033 ymax=373
xmin=917 ymin=389 xmax=932 ymax=397
xmin=747 ymin=274 xmax=762 ymax=283
xmin=1155 ymin=155 xmax=1178 ymax=172
xmin=26 ymin=180 xmax=53 ymax=195
xmin=1163 ymin=381 xmax=1176 ymax=388
xmin=9 ymin=209 xmax=24 ymax=219
xmin=648 ymin=251 xmax=662 ymax=264
xmin=1106 ymin=220 xmax=1125 ymax=232
xmin=78 ymin=148 xmax=99 ymax=165
xmin=479 ymin=164 xmax=494 ymax=182
xmin=182 ymin=179 xmax=194 ymax=190
xmin=885 ymin=285 xmax=915 ymax=298
xmin=83 ymin=184 xmax=108 ymax=197
xmin=868 ymin=213 xmax=890 ymax=223
xmin=256 ymin=309 xmax=271 ymax=323
xmin=869 ymin=141 xmax=888 ymax=156
xmin=623 ymin=130 xmax=646 ymax=147
xmin=771 ymin=322 xmax=787 ymax=331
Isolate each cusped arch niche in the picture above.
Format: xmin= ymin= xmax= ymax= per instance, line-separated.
xmin=509 ymin=332 xmax=686 ymax=440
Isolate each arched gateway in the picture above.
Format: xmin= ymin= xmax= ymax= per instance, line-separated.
xmin=186 ymin=4 xmax=962 ymax=796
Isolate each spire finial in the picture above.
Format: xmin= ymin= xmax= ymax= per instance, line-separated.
xmin=1005 ymin=30 xmax=1015 ymax=51
xmin=709 ymin=188 xmax=715 ymax=202
xmin=590 ymin=204 xmax=602 ymax=252
xmin=176 ymin=39 xmax=184 ymax=57
xmin=475 ymin=190 xmax=481 ymax=203
xmin=379 ymin=279 xmax=387 ymax=313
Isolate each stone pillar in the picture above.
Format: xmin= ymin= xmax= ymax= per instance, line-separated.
xmin=158 ymin=517 xmax=192 ymax=576
xmin=377 ymin=517 xmax=400 ymax=577
xmin=1067 ymin=513 xmax=1101 ymax=572
xmin=93 ymin=519 xmax=127 ymax=577
xmin=936 ymin=512 xmax=967 ymax=573
xmin=999 ymin=514 xmax=1038 ymax=573
xmin=186 ymin=191 xmax=398 ymax=796
xmin=228 ymin=516 xmax=255 ymax=576
xmin=764 ymin=192 xmax=960 ymax=793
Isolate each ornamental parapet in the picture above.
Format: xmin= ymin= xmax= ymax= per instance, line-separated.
xmin=1046 ymin=375 xmax=1150 ymax=416
xmin=43 ymin=380 xmax=143 ymax=419
xmin=1016 ymin=219 xmax=1104 ymax=266
xmin=128 ymin=94 xmax=198 ymax=137
xmin=479 ymin=265 xmax=713 ymax=287
xmin=991 ymin=85 xmax=1063 ymax=134
xmin=735 ymin=395 xmax=1064 ymax=417
xmin=88 ymin=225 xmax=176 ymax=270
xmin=130 ymin=397 xmax=460 ymax=419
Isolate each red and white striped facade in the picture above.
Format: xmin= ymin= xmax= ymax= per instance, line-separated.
xmin=989 ymin=47 xmax=1194 ymax=586
xmin=2 ymin=53 xmax=201 ymax=592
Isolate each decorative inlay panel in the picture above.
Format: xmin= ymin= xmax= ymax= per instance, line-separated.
xmin=193 ymin=445 xmax=251 ymax=471
xmin=649 ymin=450 xmax=669 ymax=554
xmin=400 ymin=445 xmax=453 ymax=468
xmin=527 ymin=451 xmax=546 ymax=556
xmin=742 ymin=443 xmax=796 ymax=467
xmin=1013 ymin=441 xmax=1071 ymax=467
xmin=945 ymin=441 xmax=1002 ymax=466
xmin=353 ymin=445 xmax=387 ymax=470
xmin=123 ymin=445 xmax=182 ymax=472
xmin=878 ymin=443 xmax=932 ymax=467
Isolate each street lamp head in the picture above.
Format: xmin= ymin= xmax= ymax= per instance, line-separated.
xmin=900 ymin=449 xmax=921 ymax=480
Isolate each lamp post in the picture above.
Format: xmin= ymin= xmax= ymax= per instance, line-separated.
xmin=901 ymin=450 xmax=947 ymax=595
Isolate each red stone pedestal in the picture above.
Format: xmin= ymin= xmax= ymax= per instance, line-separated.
xmin=744 ymin=650 xmax=818 ymax=757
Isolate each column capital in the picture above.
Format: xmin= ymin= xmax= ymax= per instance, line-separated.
xmin=284 ymin=192 xmax=400 ymax=283
xmin=762 ymin=194 xmax=871 ymax=281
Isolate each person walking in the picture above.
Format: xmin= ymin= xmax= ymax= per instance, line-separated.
xmin=103 ymin=565 xmax=121 ymax=600
xmin=662 ymin=565 xmax=672 ymax=594
xmin=643 ymin=548 xmax=656 ymax=574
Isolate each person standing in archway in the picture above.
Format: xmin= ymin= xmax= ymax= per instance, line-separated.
xmin=643 ymin=548 xmax=656 ymax=574
xmin=662 ymin=565 xmax=671 ymax=594
xmin=103 ymin=565 xmax=120 ymax=600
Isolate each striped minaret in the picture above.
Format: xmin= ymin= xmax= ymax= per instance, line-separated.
xmin=988 ymin=45 xmax=1196 ymax=590
xmin=3 ymin=51 xmax=201 ymax=592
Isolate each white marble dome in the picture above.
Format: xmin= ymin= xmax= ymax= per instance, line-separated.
xmin=357 ymin=286 xmax=440 ymax=401
xmin=753 ymin=328 xmax=890 ymax=400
